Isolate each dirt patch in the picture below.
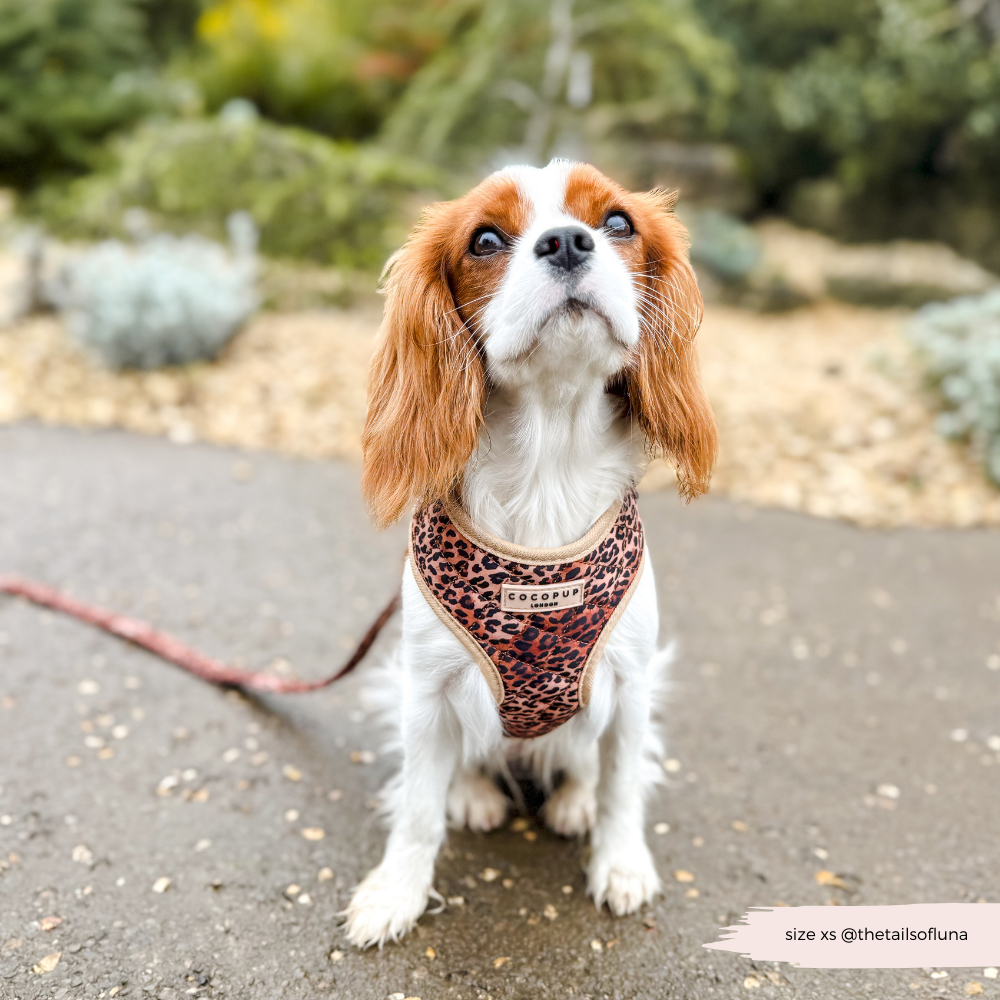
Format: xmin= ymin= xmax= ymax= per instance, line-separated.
xmin=1 ymin=300 xmax=997 ymax=528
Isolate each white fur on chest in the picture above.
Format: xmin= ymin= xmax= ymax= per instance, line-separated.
xmin=462 ymin=313 xmax=641 ymax=547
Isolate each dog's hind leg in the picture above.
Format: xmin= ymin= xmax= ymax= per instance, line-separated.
xmin=446 ymin=766 xmax=510 ymax=832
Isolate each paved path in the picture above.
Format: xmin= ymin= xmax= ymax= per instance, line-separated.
xmin=1 ymin=424 xmax=999 ymax=1000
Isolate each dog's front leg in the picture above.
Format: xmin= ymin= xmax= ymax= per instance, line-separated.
xmin=587 ymin=668 xmax=662 ymax=915
xmin=343 ymin=687 xmax=458 ymax=948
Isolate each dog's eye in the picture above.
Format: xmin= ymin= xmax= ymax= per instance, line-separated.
xmin=471 ymin=229 xmax=505 ymax=256
xmin=603 ymin=213 xmax=633 ymax=237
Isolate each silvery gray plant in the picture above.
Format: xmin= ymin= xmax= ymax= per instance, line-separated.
xmin=907 ymin=288 xmax=1000 ymax=484
xmin=52 ymin=209 xmax=259 ymax=369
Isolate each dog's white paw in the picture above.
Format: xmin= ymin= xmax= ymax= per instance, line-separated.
xmin=543 ymin=777 xmax=596 ymax=837
xmin=588 ymin=842 xmax=661 ymax=915
xmin=343 ymin=864 xmax=431 ymax=948
xmin=447 ymin=772 xmax=509 ymax=832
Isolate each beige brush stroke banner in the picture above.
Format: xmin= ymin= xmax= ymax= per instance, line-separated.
xmin=704 ymin=904 xmax=1000 ymax=969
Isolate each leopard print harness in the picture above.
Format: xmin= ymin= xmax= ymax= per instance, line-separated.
xmin=408 ymin=490 xmax=645 ymax=739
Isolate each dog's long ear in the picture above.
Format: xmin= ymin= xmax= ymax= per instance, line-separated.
xmin=362 ymin=205 xmax=486 ymax=529
xmin=624 ymin=190 xmax=717 ymax=500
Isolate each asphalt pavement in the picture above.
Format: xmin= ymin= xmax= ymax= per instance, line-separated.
xmin=1 ymin=423 xmax=1000 ymax=1000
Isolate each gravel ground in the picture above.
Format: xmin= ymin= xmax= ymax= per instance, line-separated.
xmin=0 ymin=309 xmax=376 ymax=460
xmin=643 ymin=301 xmax=1000 ymax=527
xmin=1 ymin=296 xmax=997 ymax=529
xmin=2 ymin=424 xmax=1000 ymax=1000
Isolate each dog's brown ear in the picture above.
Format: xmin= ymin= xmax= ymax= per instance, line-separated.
xmin=624 ymin=190 xmax=717 ymax=500
xmin=362 ymin=205 xmax=486 ymax=529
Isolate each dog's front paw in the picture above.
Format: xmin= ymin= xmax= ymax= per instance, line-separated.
xmin=543 ymin=778 xmax=596 ymax=837
xmin=447 ymin=771 xmax=510 ymax=832
xmin=343 ymin=864 xmax=431 ymax=948
xmin=588 ymin=841 xmax=661 ymax=915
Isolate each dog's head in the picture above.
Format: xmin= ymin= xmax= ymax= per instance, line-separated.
xmin=362 ymin=159 xmax=717 ymax=528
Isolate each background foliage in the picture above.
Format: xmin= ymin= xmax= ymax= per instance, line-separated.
xmin=38 ymin=108 xmax=440 ymax=267
xmin=713 ymin=0 xmax=1000 ymax=264
xmin=3 ymin=0 xmax=1000 ymax=270
xmin=0 ymin=0 xmax=158 ymax=186
xmin=185 ymin=0 xmax=409 ymax=138
xmin=908 ymin=288 xmax=1000 ymax=484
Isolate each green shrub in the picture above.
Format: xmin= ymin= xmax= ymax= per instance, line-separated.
xmin=908 ymin=290 xmax=1000 ymax=484
xmin=54 ymin=214 xmax=259 ymax=370
xmin=678 ymin=206 xmax=760 ymax=281
xmin=184 ymin=0 xmax=421 ymax=139
xmin=0 ymin=0 xmax=163 ymax=187
xmin=143 ymin=0 xmax=203 ymax=61
xmin=36 ymin=108 xmax=441 ymax=269
xmin=706 ymin=0 xmax=1000 ymax=268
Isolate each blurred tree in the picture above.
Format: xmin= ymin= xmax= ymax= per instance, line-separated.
xmin=702 ymin=0 xmax=1000 ymax=263
xmin=186 ymin=0 xmax=432 ymax=139
xmin=0 ymin=0 xmax=160 ymax=187
xmin=380 ymin=0 xmax=738 ymax=168
xmin=142 ymin=0 xmax=203 ymax=60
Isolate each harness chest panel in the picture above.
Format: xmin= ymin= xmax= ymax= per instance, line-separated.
xmin=408 ymin=490 xmax=645 ymax=739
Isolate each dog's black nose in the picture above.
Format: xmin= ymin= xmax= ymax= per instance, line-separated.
xmin=533 ymin=226 xmax=595 ymax=271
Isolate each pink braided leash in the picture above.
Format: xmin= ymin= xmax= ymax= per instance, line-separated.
xmin=0 ymin=573 xmax=399 ymax=694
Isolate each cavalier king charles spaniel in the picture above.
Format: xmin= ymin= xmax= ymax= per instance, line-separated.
xmin=344 ymin=159 xmax=717 ymax=947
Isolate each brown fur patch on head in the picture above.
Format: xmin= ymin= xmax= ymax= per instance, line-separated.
xmin=565 ymin=164 xmax=718 ymax=500
xmin=361 ymin=172 xmax=529 ymax=529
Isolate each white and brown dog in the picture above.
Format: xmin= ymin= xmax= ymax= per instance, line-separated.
xmin=345 ymin=159 xmax=717 ymax=948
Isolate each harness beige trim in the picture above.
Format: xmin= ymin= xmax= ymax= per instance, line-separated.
xmin=441 ymin=496 xmax=624 ymax=566
xmin=578 ymin=548 xmax=645 ymax=706
xmin=407 ymin=540 xmax=506 ymax=705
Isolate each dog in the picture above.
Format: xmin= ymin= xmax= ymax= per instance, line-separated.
xmin=344 ymin=159 xmax=717 ymax=948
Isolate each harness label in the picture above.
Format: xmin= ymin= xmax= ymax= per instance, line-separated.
xmin=501 ymin=580 xmax=587 ymax=613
